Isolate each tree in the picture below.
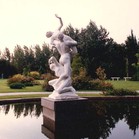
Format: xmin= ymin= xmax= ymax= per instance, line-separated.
xmin=0 ymin=59 xmax=17 ymax=78
xmin=64 ymin=22 xmax=125 ymax=78
xmin=125 ymin=30 xmax=139 ymax=77
xmin=77 ymin=21 xmax=113 ymax=78
xmin=132 ymin=53 xmax=139 ymax=80
xmin=71 ymin=54 xmax=83 ymax=76
xmin=34 ymin=43 xmax=51 ymax=74
xmin=23 ymin=46 xmax=35 ymax=72
xmin=12 ymin=45 xmax=25 ymax=73
xmin=2 ymin=47 xmax=11 ymax=62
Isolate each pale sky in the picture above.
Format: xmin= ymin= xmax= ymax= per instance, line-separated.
xmin=0 ymin=0 xmax=139 ymax=52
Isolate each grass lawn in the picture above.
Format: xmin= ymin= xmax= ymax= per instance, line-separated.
xmin=0 ymin=79 xmax=139 ymax=93
xmin=0 ymin=79 xmax=139 ymax=100
xmin=108 ymin=80 xmax=139 ymax=91
xmin=0 ymin=79 xmax=44 ymax=93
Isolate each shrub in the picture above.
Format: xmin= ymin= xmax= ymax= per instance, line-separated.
xmin=104 ymin=88 xmax=138 ymax=96
xmin=72 ymin=77 xmax=113 ymax=91
xmin=96 ymin=67 xmax=106 ymax=80
xmin=32 ymin=80 xmax=41 ymax=85
xmin=21 ymin=76 xmax=34 ymax=86
xmin=10 ymin=82 xmax=25 ymax=89
xmin=28 ymin=71 xmax=40 ymax=79
xmin=40 ymin=74 xmax=48 ymax=80
xmin=89 ymin=79 xmax=113 ymax=91
xmin=72 ymin=67 xmax=92 ymax=90
xmin=8 ymin=74 xmax=25 ymax=85
xmin=42 ymin=73 xmax=55 ymax=91
xmin=72 ymin=76 xmax=91 ymax=90
xmin=7 ymin=74 xmax=35 ymax=87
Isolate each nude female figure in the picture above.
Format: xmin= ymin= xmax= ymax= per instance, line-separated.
xmin=46 ymin=14 xmax=78 ymax=54
xmin=48 ymin=33 xmax=77 ymax=94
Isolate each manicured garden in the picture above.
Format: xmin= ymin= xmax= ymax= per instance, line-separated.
xmin=0 ymin=79 xmax=43 ymax=93
xmin=0 ymin=79 xmax=139 ymax=93
xmin=108 ymin=80 xmax=139 ymax=91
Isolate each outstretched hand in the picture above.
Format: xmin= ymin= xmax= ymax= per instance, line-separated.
xmin=55 ymin=14 xmax=61 ymax=19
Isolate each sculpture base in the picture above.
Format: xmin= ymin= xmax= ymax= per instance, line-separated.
xmin=48 ymin=91 xmax=79 ymax=100
xmin=41 ymin=97 xmax=88 ymax=139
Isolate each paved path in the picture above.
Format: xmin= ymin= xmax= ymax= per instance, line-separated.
xmin=0 ymin=92 xmax=49 ymax=96
xmin=0 ymin=91 xmax=102 ymax=96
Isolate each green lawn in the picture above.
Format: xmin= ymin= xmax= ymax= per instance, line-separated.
xmin=108 ymin=80 xmax=139 ymax=91
xmin=0 ymin=79 xmax=139 ymax=93
xmin=0 ymin=79 xmax=44 ymax=93
xmin=0 ymin=79 xmax=139 ymax=100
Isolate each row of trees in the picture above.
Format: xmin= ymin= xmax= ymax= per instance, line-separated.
xmin=0 ymin=21 xmax=139 ymax=79
xmin=64 ymin=22 xmax=139 ymax=79
xmin=0 ymin=44 xmax=51 ymax=78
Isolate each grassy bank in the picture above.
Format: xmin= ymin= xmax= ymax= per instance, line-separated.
xmin=0 ymin=79 xmax=44 ymax=93
xmin=0 ymin=79 xmax=139 ymax=93
xmin=108 ymin=80 xmax=139 ymax=91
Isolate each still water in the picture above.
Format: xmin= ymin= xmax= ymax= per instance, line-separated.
xmin=0 ymin=100 xmax=139 ymax=139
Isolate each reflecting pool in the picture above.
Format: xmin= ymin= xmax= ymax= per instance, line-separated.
xmin=0 ymin=102 xmax=46 ymax=139
xmin=0 ymin=100 xmax=139 ymax=139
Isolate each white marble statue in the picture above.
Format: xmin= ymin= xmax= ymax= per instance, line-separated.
xmin=46 ymin=15 xmax=79 ymax=100
xmin=46 ymin=14 xmax=77 ymax=54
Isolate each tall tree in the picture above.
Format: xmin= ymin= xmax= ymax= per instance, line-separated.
xmin=0 ymin=59 xmax=17 ymax=78
xmin=125 ymin=30 xmax=139 ymax=77
xmin=2 ymin=47 xmax=11 ymax=62
xmin=78 ymin=21 xmax=111 ymax=78
xmin=64 ymin=22 xmax=126 ymax=78
xmin=13 ymin=45 xmax=25 ymax=73
xmin=34 ymin=43 xmax=51 ymax=73
xmin=23 ymin=46 xmax=35 ymax=72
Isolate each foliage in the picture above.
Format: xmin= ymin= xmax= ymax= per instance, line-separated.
xmin=125 ymin=30 xmax=139 ymax=77
xmin=42 ymin=73 xmax=55 ymax=91
xmin=64 ymin=22 xmax=126 ymax=78
xmin=0 ymin=79 xmax=43 ymax=93
xmin=0 ymin=22 xmax=139 ymax=80
xmin=89 ymin=79 xmax=113 ymax=91
xmin=72 ymin=67 xmax=91 ymax=90
xmin=9 ymin=82 xmax=25 ymax=89
xmin=40 ymin=74 xmax=48 ymax=80
xmin=104 ymin=88 xmax=138 ymax=96
xmin=132 ymin=63 xmax=139 ymax=81
xmin=96 ymin=66 xmax=106 ymax=80
xmin=11 ymin=44 xmax=51 ymax=74
xmin=71 ymin=54 xmax=84 ymax=76
xmin=28 ymin=71 xmax=40 ymax=80
xmin=132 ymin=53 xmax=139 ymax=81
xmin=7 ymin=74 xmax=35 ymax=87
xmin=0 ymin=59 xmax=17 ymax=78
xmin=72 ymin=68 xmax=113 ymax=91
xmin=72 ymin=76 xmax=91 ymax=90
xmin=34 ymin=44 xmax=51 ymax=74
xmin=7 ymin=74 xmax=25 ymax=85
xmin=21 ymin=76 xmax=34 ymax=86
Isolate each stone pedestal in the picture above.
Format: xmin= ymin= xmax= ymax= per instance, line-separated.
xmin=41 ymin=97 xmax=89 ymax=139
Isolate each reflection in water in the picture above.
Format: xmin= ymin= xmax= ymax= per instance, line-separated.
xmin=42 ymin=100 xmax=139 ymax=139
xmin=86 ymin=100 xmax=139 ymax=139
xmin=0 ymin=102 xmax=42 ymax=118
xmin=0 ymin=100 xmax=139 ymax=139
xmin=0 ymin=102 xmax=47 ymax=139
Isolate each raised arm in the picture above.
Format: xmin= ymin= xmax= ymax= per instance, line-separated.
xmin=55 ymin=14 xmax=63 ymax=31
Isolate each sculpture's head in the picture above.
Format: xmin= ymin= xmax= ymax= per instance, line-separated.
xmin=48 ymin=57 xmax=55 ymax=71
xmin=46 ymin=31 xmax=53 ymax=38
xmin=58 ymin=33 xmax=64 ymax=41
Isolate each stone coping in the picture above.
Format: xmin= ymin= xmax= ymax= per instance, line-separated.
xmin=1 ymin=96 xmax=139 ymax=105
xmin=0 ymin=98 xmax=41 ymax=105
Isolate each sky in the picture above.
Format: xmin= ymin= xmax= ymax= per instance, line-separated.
xmin=0 ymin=0 xmax=139 ymax=52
